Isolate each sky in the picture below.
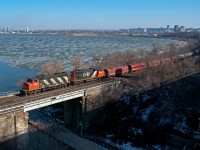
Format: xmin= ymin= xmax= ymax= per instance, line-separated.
xmin=0 ymin=0 xmax=200 ymax=30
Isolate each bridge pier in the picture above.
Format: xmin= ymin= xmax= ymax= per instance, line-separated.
xmin=82 ymin=80 xmax=122 ymax=129
xmin=64 ymin=98 xmax=82 ymax=128
xmin=0 ymin=110 xmax=29 ymax=149
xmin=63 ymin=81 xmax=121 ymax=130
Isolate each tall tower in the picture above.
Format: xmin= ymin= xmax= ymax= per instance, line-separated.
xmin=7 ymin=26 xmax=10 ymax=33
xmin=167 ymin=25 xmax=170 ymax=32
xmin=26 ymin=27 xmax=29 ymax=32
xmin=174 ymin=25 xmax=179 ymax=32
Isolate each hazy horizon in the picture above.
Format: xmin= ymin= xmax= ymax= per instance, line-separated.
xmin=1 ymin=0 xmax=200 ymax=30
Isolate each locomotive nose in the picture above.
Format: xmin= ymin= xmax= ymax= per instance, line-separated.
xmin=23 ymin=82 xmax=29 ymax=90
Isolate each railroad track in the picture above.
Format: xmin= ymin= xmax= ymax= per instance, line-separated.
xmin=0 ymin=78 xmax=118 ymax=111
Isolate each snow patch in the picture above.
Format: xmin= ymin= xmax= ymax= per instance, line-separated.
xmin=120 ymin=142 xmax=143 ymax=150
xmin=128 ymin=127 xmax=143 ymax=135
xmin=141 ymin=105 xmax=154 ymax=122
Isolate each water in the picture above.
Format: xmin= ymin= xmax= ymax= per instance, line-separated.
xmin=0 ymin=34 xmax=178 ymax=92
xmin=0 ymin=61 xmax=34 ymax=92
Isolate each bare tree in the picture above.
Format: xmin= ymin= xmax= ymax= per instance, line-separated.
xmin=97 ymin=50 xmax=139 ymax=68
xmin=167 ymin=42 xmax=177 ymax=57
xmin=92 ymin=51 xmax=103 ymax=68
xmin=42 ymin=61 xmax=63 ymax=75
xmin=42 ymin=61 xmax=54 ymax=75
xmin=152 ymin=43 xmax=161 ymax=53
xmin=146 ymin=43 xmax=163 ymax=61
xmin=187 ymin=39 xmax=199 ymax=49
xmin=51 ymin=60 xmax=63 ymax=73
xmin=69 ymin=55 xmax=83 ymax=70
xmin=121 ymin=50 xmax=138 ymax=65
xmin=136 ymin=48 xmax=147 ymax=61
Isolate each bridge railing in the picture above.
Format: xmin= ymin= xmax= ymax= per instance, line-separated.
xmin=0 ymin=103 xmax=24 ymax=115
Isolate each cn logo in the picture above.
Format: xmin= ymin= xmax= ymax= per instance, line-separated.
xmin=83 ymin=72 xmax=90 ymax=77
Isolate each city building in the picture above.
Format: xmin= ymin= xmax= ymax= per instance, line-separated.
xmin=7 ymin=26 xmax=10 ymax=33
xmin=174 ymin=25 xmax=179 ymax=32
xmin=26 ymin=27 xmax=29 ymax=32
xmin=167 ymin=25 xmax=170 ymax=32
xmin=179 ymin=26 xmax=186 ymax=32
xmin=128 ymin=28 xmax=145 ymax=33
xmin=185 ymin=28 xmax=192 ymax=32
xmin=118 ymin=29 xmax=129 ymax=33
xmin=3 ymin=27 xmax=7 ymax=33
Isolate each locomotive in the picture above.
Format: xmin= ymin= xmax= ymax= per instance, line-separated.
xmin=20 ymin=72 xmax=70 ymax=95
xmin=20 ymin=50 xmax=198 ymax=95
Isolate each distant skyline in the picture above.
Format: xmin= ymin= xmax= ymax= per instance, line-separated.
xmin=0 ymin=0 xmax=200 ymax=30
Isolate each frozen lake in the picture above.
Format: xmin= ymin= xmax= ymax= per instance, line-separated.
xmin=0 ymin=34 xmax=179 ymax=71
xmin=0 ymin=34 xmax=179 ymax=92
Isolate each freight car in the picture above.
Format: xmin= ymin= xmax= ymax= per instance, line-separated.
xmin=104 ymin=65 xmax=129 ymax=77
xmin=128 ymin=63 xmax=147 ymax=72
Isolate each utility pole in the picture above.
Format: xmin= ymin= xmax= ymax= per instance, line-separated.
xmin=198 ymin=118 xmax=200 ymax=134
xmin=79 ymin=121 xmax=83 ymax=137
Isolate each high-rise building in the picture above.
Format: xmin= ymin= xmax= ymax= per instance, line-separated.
xmin=179 ymin=26 xmax=186 ymax=32
xmin=167 ymin=25 xmax=170 ymax=32
xmin=174 ymin=25 xmax=179 ymax=32
xmin=7 ymin=26 xmax=10 ymax=33
xmin=3 ymin=27 xmax=7 ymax=33
xmin=26 ymin=27 xmax=29 ymax=32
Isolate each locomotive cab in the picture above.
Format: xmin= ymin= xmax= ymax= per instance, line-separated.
xmin=21 ymin=78 xmax=40 ymax=95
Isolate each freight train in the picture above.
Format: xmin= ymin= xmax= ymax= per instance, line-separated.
xmin=20 ymin=51 xmax=199 ymax=95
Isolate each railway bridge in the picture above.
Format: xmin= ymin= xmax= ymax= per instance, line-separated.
xmin=0 ymin=78 xmax=121 ymax=146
